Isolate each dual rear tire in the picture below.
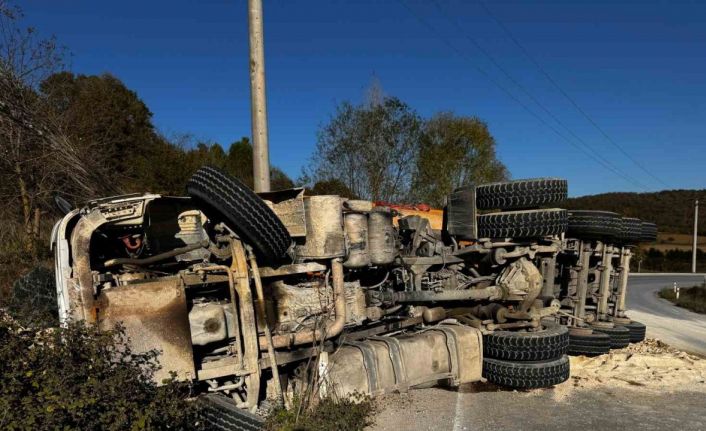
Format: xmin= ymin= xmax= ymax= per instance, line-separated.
xmin=568 ymin=331 xmax=611 ymax=356
xmin=568 ymin=320 xmax=647 ymax=357
xmin=591 ymin=324 xmax=631 ymax=349
xmin=482 ymin=322 xmax=570 ymax=389
xmin=623 ymin=321 xmax=647 ymax=343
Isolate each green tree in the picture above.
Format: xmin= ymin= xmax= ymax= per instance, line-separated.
xmin=412 ymin=112 xmax=508 ymax=206
xmin=39 ymin=74 xmax=295 ymax=195
xmin=180 ymin=137 xmax=294 ymax=192
xmin=39 ymin=72 xmax=166 ymax=192
xmin=310 ymin=97 xmax=422 ymax=202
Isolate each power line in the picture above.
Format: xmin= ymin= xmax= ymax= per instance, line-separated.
xmin=478 ymin=0 xmax=670 ymax=189
xmin=429 ymin=0 xmax=648 ymax=190
xmin=395 ymin=0 xmax=648 ymax=190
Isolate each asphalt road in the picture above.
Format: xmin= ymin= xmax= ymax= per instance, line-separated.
xmin=370 ymin=384 xmax=706 ymax=431
xmin=626 ymin=273 xmax=706 ymax=356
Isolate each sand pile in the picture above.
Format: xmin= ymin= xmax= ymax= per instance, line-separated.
xmin=568 ymin=338 xmax=706 ymax=392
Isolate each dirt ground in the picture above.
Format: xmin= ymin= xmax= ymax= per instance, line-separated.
xmin=368 ymin=339 xmax=706 ymax=431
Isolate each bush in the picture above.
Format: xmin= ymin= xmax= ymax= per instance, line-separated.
xmin=0 ymin=313 xmax=202 ymax=430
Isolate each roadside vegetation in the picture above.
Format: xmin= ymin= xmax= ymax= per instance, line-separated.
xmin=0 ymin=309 xmax=202 ymax=430
xmin=659 ymin=283 xmax=706 ymax=314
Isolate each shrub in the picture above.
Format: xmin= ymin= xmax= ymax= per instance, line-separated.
xmin=0 ymin=313 xmax=202 ymax=430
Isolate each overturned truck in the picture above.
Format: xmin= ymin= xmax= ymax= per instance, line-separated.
xmin=53 ymin=168 xmax=571 ymax=412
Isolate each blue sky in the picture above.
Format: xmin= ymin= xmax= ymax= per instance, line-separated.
xmin=21 ymin=0 xmax=706 ymax=196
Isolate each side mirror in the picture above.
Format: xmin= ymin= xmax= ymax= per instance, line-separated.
xmin=53 ymin=194 xmax=73 ymax=215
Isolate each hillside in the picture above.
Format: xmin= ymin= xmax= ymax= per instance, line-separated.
xmin=564 ymin=189 xmax=705 ymax=235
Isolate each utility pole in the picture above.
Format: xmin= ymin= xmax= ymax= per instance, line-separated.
xmin=248 ymin=0 xmax=271 ymax=192
xmin=693 ymin=199 xmax=699 ymax=273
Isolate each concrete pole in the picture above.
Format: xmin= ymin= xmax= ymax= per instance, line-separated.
xmin=248 ymin=0 xmax=271 ymax=192
xmin=693 ymin=199 xmax=699 ymax=273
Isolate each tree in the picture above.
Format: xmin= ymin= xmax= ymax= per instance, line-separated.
xmin=412 ymin=112 xmax=509 ymax=207
xmin=310 ymin=97 xmax=422 ymax=202
xmin=178 ymin=137 xmax=294 ymax=193
xmin=40 ymin=72 xmax=164 ymax=192
xmin=309 ymin=179 xmax=356 ymax=198
xmin=0 ymin=2 xmax=88 ymax=259
xmin=0 ymin=2 xmax=65 ymax=87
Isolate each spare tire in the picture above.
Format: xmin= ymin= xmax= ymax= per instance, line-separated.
xmin=186 ymin=166 xmax=292 ymax=263
xmin=567 ymin=210 xmax=622 ymax=241
xmin=483 ymin=321 xmax=568 ymax=361
xmin=482 ymin=355 xmax=570 ymax=389
xmin=640 ymin=222 xmax=658 ymax=243
xmin=619 ymin=217 xmax=643 ymax=245
xmin=476 ymin=178 xmax=568 ymax=210
xmin=568 ymin=331 xmax=610 ymax=357
xmin=477 ymin=209 xmax=567 ymax=239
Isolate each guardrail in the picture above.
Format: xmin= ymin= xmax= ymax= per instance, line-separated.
xmin=630 ymin=273 xmax=706 ymax=277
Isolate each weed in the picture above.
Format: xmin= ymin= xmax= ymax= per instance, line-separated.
xmin=265 ymin=392 xmax=374 ymax=431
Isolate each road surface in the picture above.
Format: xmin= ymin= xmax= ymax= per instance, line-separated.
xmin=626 ymin=274 xmax=706 ymax=356
xmin=370 ymin=385 xmax=706 ymax=431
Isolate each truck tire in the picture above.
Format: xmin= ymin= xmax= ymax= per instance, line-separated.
xmin=640 ymin=222 xmax=658 ymax=243
xmin=567 ymin=210 xmax=622 ymax=241
xmin=476 ymin=178 xmax=568 ymax=210
xmin=591 ymin=325 xmax=630 ymax=349
xmin=568 ymin=331 xmax=610 ymax=356
xmin=619 ymin=217 xmax=642 ymax=245
xmin=482 ymin=355 xmax=570 ymax=389
xmin=187 ymin=166 xmax=292 ymax=263
xmin=483 ymin=321 xmax=569 ymax=361
xmin=477 ymin=209 xmax=567 ymax=239
xmin=199 ymin=394 xmax=264 ymax=431
xmin=623 ymin=320 xmax=646 ymax=343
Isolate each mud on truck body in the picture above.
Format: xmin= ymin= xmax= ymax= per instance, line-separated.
xmin=52 ymin=167 xmax=571 ymax=414
xmin=547 ymin=211 xmax=657 ymax=356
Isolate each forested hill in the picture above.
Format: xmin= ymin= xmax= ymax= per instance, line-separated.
xmin=564 ymin=189 xmax=705 ymax=235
